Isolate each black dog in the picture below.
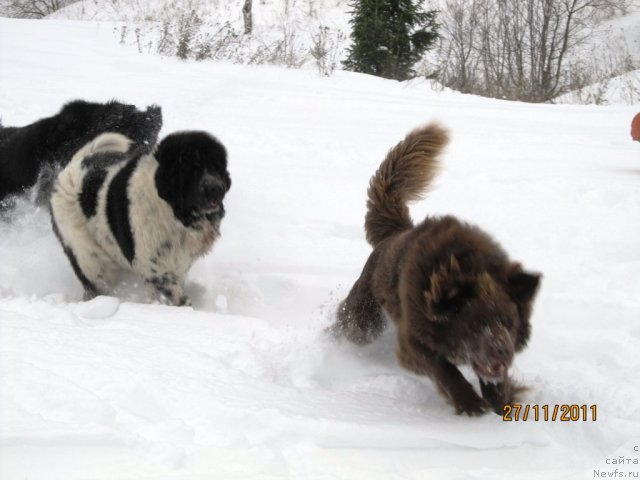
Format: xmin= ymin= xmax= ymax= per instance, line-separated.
xmin=50 ymin=130 xmax=231 ymax=306
xmin=0 ymin=99 xmax=162 ymax=207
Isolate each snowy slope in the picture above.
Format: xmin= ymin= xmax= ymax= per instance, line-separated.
xmin=554 ymin=69 xmax=640 ymax=105
xmin=1 ymin=17 xmax=640 ymax=480
xmin=48 ymin=0 xmax=640 ymax=106
xmin=554 ymin=8 xmax=640 ymax=105
xmin=48 ymin=0 xmax=351 ymax=76
xmin=48 ymin=0 xmax=351 ymax=49
xmin=50 ymin=0 xmax=349 ymax=25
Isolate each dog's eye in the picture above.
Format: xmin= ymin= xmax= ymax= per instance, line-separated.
xmin=498 ymin=316 xmax=513 ymax=328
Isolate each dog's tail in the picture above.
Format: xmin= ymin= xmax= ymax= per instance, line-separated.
xmin=71 ymin=132 xmax=132 ymax=163
xmin=365 ymin=123 xmax=449 ymax=247
xmin=54 ymin=133 xmax=132 ymax=201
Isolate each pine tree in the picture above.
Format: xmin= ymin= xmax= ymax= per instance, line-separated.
xmin=343 ymin=0 xmax=439 ymax=81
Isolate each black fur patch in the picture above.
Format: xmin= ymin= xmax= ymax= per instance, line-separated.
xmin=0 ymin=99 xmax=162 ymax=206
xmin=80 ymin=169 xmax=107 ymax=218
xmin=81 ymin=151 xmax=129 ymax=170
xmin=106 ymin=156 xmax=141 ymax=264
xmin=80 ymin=151 xmax=130 ymax=218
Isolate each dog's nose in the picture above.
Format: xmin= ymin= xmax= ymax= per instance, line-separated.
xmin=200 ymin=175 xmax=224 ymax=200
xmin=488 ymin=334 xmax=514 ymax=362
xmin=490 ymin=343 xmax=511 ymax=361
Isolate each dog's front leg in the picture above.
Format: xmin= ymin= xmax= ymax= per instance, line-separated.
xmin=146 ymin=273 xmax=191 ymax=307
xmin=397 ymin=335 xmax=488 ymax=415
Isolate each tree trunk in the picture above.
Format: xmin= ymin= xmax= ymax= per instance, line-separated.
xmin=242 ymin=0 xmax=253 ymax=35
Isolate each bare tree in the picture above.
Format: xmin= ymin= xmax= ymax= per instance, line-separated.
xmin=436 ymin=0 xmax=482 ymax=94
xmin=242 ymin=0 xmax=253 ymax=35
xmin=6 ymin=0 xmax=77 ymax=18
xmin=436 ymin=0 xmax=631 ymax=102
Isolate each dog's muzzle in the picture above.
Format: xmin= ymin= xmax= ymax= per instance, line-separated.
xmin=471 ymin=323 xmax=514 ymax=382
xmin=200 ymin=174 xmax=226 ymax=213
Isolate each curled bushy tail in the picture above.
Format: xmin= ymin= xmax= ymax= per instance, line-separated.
xmin=72 ymin=132 xmax=132 ymax=162
xmin=365 ymin=123 xmax=450 ymax=247
xmin=56 ymin=133 xmax=132 ymax=197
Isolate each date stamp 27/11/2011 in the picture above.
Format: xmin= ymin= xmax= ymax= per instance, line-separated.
xmin=502 ymin=404 xmax=597 ymax=422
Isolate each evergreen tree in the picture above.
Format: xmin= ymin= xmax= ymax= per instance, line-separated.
xmin=343 ymin=0 xmax=439 ymax=81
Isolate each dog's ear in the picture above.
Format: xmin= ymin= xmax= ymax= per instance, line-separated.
xmin=424 ymin=255 xmax=473 ymax=321
xmin=145 ymin=105 xmax=163 ymax=126
xmin=506 ymin=263 xmax=540 ymax=351
xmin=505 ymin=263 xmax=541 ymax=304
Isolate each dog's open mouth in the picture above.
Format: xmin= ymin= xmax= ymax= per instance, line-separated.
xmin=203 ymin=200 xmax=222 ymax=213
xmin=190 ymin=200 xmax=224 ymax=221
xmin=472 ymin=361 xmax=507 ymax=382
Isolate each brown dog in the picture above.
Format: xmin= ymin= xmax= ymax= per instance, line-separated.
xmin=331 ymin=123 xmax=541 ymax=415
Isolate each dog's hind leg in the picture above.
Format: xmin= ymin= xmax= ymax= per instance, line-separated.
xmin=50 ymin=195 xmax=116 ymax=300
xmin=331 ymin=257 xmax=386 ymax=345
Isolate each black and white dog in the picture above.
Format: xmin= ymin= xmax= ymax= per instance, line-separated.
xmin=0 ymin=99 xmax=162 ymax=207
xmin=50 ymin=130 xmax=231 ymax=306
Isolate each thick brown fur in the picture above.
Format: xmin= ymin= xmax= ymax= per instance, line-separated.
xmin=332 ymin=123 xmax=541 ymax=415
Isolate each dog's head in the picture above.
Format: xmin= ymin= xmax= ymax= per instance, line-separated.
xmin=423 ymin=256 xmax=541 ymax=382
xmin=154 ymin=131 xmax=231 ymax=227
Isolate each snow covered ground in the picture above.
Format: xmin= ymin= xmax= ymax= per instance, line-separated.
xmin=1 ymin=17 xmax=640 ymax=480
xmin=48 ymin=0 xmax=640 ymax=105
xmin=555 ymin=8 xmax=640 ymax=106
xmin=554 ymin=69 xmax=640 ymax=106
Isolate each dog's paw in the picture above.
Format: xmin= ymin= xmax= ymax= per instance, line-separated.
xmin=453 ymin=391 xmax=490 ymax=416
xmin=177 ymin=294 xmax=192 ymax=307
xmin=480 ymin=377 xmax=527 ymax=415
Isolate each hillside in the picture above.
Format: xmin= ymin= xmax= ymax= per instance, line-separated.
xmin=45 ymin=0 xmax=640 ymax=104
xmin=555 ymin=8 xmax=640 ymax=105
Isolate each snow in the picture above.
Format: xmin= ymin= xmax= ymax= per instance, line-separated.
xmin=48 ymin=0 xmax=352 ymax=68
xmin=48 ymin=0 xmax=640 ymax=105
xmin=1 ymin=16 xmax=640 ymax=480
xmin=554 ymin=68 xmax=640 ymax=106
xmin=554 ymin=7 xmax=640 ymax=106
xmin=50 ymin=0 xmax=349 ymax=25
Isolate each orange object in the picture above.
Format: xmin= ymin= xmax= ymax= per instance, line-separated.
xmin=632 ymin=112 xmax=640 ymax=141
